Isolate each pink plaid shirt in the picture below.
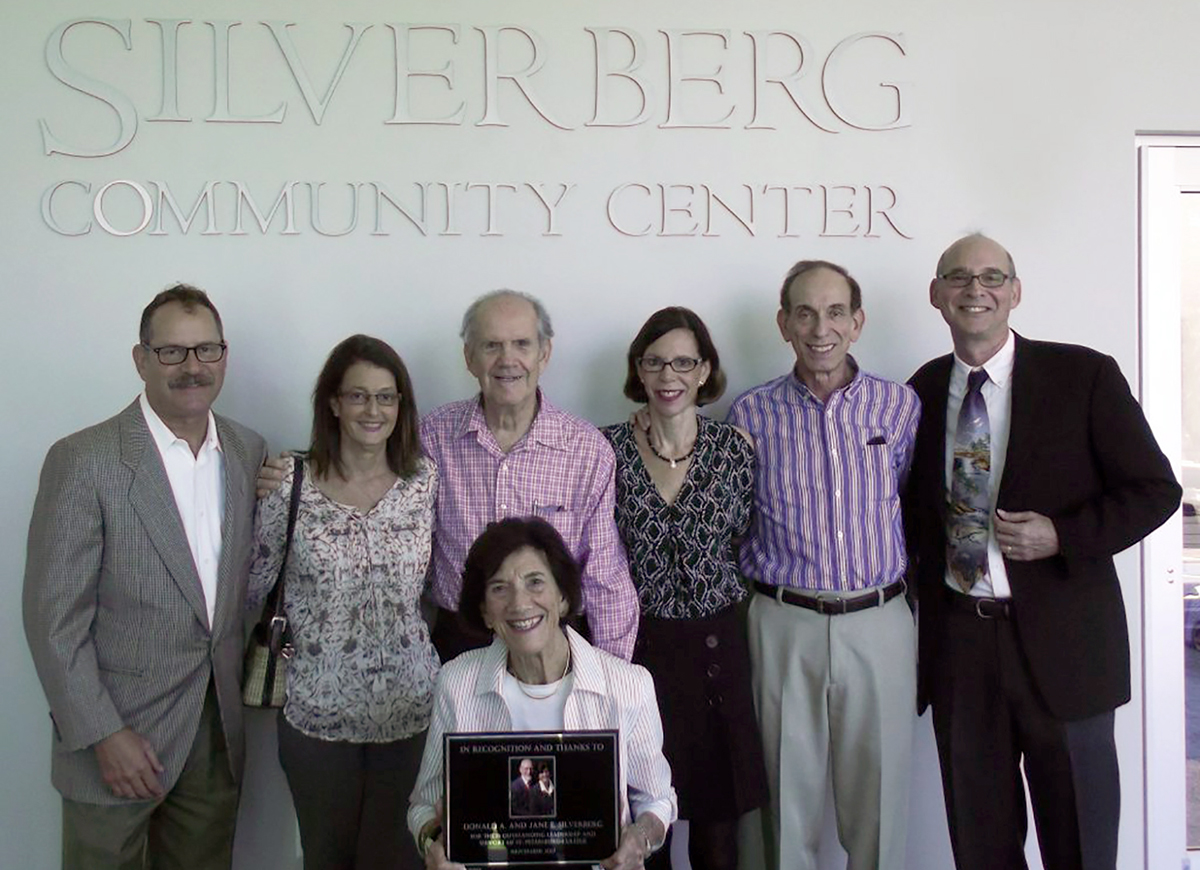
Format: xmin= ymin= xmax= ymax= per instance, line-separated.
xmin=420 ymin=392 xmax=638 ymax=660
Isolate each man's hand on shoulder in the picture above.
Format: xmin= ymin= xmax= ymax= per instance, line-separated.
xmin=995 ymin=509 xmax=1060 ymax=561
xmin=95 ymin=728 xmax=165 ymax=800
xmin=255 ymin=452 xmax=292 ymax=499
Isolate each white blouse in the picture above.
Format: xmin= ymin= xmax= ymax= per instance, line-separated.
xmin=407 ymin=626 xmax=677 ymax=842
xmin=250 ymin=456 xmax=439 ymax=743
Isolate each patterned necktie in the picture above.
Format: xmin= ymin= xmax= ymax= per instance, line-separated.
xmin=947 ymin=368 xmax=991 ymax=592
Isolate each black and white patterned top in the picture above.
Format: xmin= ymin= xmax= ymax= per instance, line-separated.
xmin=250 ymin=456 xmax=439 ymax=743
xmin=601 ymin=416 xmax=755 ymax=619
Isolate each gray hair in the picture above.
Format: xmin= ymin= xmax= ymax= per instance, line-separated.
xmin=459 ymin=289 xmax=555 ymax=347
xmin=936 ymin=232 xmax=1017 ymax=279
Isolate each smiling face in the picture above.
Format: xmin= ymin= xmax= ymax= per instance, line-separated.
xmin=930 ymin=235 xmax=1021 ymax=363
xmin=133 ymin=301 xmax=226 ymax=433
xmin=481 ymin=546 xmax=568 ymax=662
xmin=465 ymin=295 xmax=551 ymax=418
xmin=776 ymin=267 xmax=864 ymax=397
xmin=519 ymin=759 xmax=533 ymax=782
xmin=637 ymin=328 xmax=711 ymax=420
xmin=330 ymin=361 xmax=399 ymax=452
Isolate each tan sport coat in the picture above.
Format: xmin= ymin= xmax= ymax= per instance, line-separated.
xmin=22 ymin=399 xmax=266 ymax=804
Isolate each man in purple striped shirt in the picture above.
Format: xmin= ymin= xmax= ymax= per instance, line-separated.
xmin=421 ymin=289 xmax=639 ymax=662
xmin=729 ymin=260 xmax=920 ymax=870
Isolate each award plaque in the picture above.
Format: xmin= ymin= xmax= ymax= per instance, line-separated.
xmin=444 ymin=731 xmax=620 ymax=866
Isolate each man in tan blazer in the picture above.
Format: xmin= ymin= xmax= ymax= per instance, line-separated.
xmin=23 ymin=285 xmax=266 ymax=869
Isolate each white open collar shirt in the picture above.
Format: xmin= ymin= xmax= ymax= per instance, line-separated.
xmin=943 ymin=330 xmax=1016 ymax=599
xmin=140 ymin=393 xmax=225 ymax=626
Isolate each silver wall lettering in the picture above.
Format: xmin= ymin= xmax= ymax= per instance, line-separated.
xmin=606 ymin=183 xmax=654 ymax=236
xmin=607 ymin=181 xmax=907 ymax=238
xmin=822 ymin=32 xmax=910 ymax=131
xmin=820 ymin=184 xmax=860 ymax=236
xmin=864 ymin=185 xmax=912 ymax=238
xmin=386 ymin=24 xmax=466 ymax=125
xmin=207 ymin=21 xmax=287 ymax=123
xmin=371 ymin=182 xmax=430 ymax=235
xmin=761 ymin=184 xmax=814 ymax=237
xmin=658 ymin=183 xmax=702 ymax=235
xmin=744 ymin=31 xmax=837 ymax=133
xmin=41 ymin=181 xmax=93 ymax=235
xmin=525 ymin=183 xmax=575 ymax=236
xmin=308 ymin=182 xmax=363 ymax=236
xmin=264 ymin=21 xmax=371 ymax=125
xmin=466 ymin=182 xmax=518 ymax=236
xmin=659 ymin=30 xmax=735 ymax=129
xmin=149 ymin=180 xmax=220 ymax=234
xmin=440 ymin=182 xmax=463 ymax=236
xmin=585 ymin=28 xmax=652 ymax=127
xmin=93 ymin=180 xmax=153 ymax=236
xmin=232 ymin=181 xmax=299 ymax=233
xmin=475 ymin=26 xmax=572 ymax=129
xmin=40 ymin=18 xmax=138 ymax=158
xmin=145 ymin=19 xmax=191 ymax=122
xmin=702 ymin=184 xmax=754 ymax=236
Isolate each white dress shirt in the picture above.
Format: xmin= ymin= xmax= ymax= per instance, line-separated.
xmin=942 ymin=331 xmax=1015 ymax=598
xmin=140 ymin=393 xmax=225 ymax=625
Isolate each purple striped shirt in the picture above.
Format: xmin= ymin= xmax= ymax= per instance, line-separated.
xmin=420 ymin=392 xmax=638 ymax=660
xmin=727 ymin=364 xmax=920 ymax=592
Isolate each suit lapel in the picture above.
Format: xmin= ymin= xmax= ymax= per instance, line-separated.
xmin=210 ymin=415 xmax=247 ymax=636
xmin=919 ymin=355 xmax=954 ymax=516
xmin=998 ymin=334 xmax=1035 ymax=498
xmin=121 ymin=401 xmax=211 ymax=630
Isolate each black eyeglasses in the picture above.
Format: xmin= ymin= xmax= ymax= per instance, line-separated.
xmin=638 ymin=355 xmax=701 ymax=373
xmin=142 ymin=342 xmax=227 ymax=365
xmin=937 ymin=270 xmax=1012 ymax=289
xmin=339 ymin=390 xmax=400 ymax=407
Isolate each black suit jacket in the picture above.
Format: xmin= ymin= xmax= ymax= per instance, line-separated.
xmin=905 ymin=335 xmax=1180 ymax=721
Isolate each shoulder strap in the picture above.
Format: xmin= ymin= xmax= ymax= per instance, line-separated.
xmin=265 ymin=456 xmax=305 ymax=641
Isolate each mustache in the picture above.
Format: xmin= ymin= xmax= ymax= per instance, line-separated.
xmin=168 ymin=373 xmax=214 ymax=389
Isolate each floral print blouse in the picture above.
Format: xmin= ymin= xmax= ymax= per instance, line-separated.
xmin=250 ymin=456 xmax=439 ymax=743
xmin=601 ymin=416 xmax=755 ymax=619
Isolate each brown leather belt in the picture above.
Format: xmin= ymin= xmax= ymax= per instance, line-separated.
xmin=944 ymin=588 xmax=1013 ymax=620
xmin=753 ymin=579 xmax=905 ymax=616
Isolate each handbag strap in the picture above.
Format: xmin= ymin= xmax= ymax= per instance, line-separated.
xmin=265 ymin=456 xmax=305 ymax=634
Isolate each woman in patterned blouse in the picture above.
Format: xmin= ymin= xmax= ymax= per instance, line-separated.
xmin=250 ymin=334 xmax=439 ymax=870
xmin=601 ymin=308 xmax=768 ymax=870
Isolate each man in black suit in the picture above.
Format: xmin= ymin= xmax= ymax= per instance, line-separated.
xmin=905 ymin=234 xmax=1180 ymax=870
xmin=510 ymin=758 xmax=536 ymax=817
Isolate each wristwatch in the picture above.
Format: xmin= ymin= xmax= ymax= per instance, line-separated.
xmin=417 ymin=823 xmax=443 ymax=858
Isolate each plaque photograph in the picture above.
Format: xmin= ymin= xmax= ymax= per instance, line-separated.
xmin=444 ymin=731 xmax=619 ymax=866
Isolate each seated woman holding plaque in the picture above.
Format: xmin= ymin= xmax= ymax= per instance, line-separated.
xmin=408 ymin=517 xmax=677 ymax=870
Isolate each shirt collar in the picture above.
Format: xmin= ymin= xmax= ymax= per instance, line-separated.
xmin=952 ymin=329 xmax=1015 ymax=388
xmin=474 ymin=625 xmax=609 ymax=700
xmin=139 ymin=392 xmax=221 ymax=455
xmin=455 ymin=389 xmax=570 ymax=451
xmin=784 ymin=355 xmax=863 ymax=405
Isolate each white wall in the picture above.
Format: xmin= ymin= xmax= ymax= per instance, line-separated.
xmin=3 ymin=1 xmax=1197 ymax=868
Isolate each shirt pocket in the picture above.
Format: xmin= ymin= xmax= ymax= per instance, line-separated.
xmin=536 ymin=506 xmax=583 ymax=550
xmin=862 ymin=429 xmax=896 ymax=503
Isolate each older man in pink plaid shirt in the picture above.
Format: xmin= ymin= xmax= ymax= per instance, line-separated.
xmin=422 ymin=289 xmax=638 ymax=662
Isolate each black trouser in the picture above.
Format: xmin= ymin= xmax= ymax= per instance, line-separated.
xmin=931 ymin=592 xmax=1119 ymax=870
xmin=278 ymin=716 xmax=426 ymax=870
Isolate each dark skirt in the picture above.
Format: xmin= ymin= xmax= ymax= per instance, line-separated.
xmin=634 ymin=602 xmax=769 ymax=822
